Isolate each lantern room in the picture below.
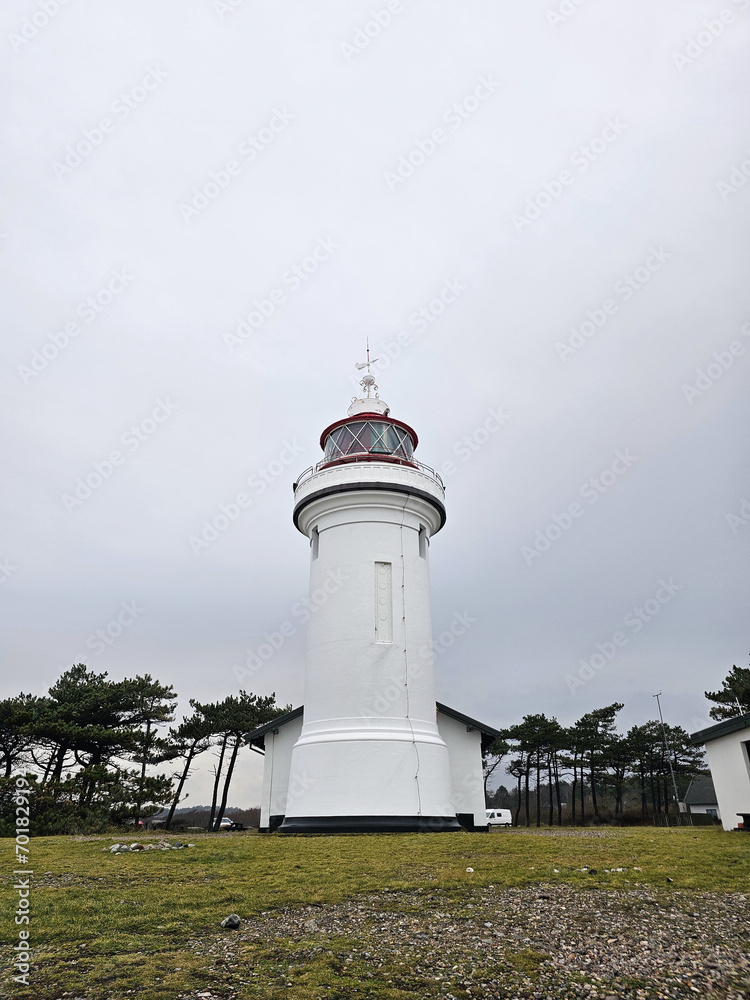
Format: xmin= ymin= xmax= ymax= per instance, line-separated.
xmin=320 ymin=412 xmax=418 ymax=468
xmin=318 ymin=378 xmax=418 ymax=468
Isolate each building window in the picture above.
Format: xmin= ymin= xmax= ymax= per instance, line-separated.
xmin=418 ymin=525 xmax=428 ymax=558
xmin=374 ymin=561 xmax=392 ymax=643
xmin=311 ymin=527 xmax=319 ymax=560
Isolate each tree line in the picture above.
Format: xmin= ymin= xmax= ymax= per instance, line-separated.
xmin=0 ymin=664 xmax=285 ymax=835
xmin=483 ymin=702 xmax=707 ymax=826
xmin=1 ymin=659 xmax=746 ymax=834
xmin=483 ymin=660 xmax=748 ymax=826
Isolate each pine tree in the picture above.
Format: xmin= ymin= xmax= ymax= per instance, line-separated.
xmin=122 ymin=674 xmax=178 ymax=824
xmin=197 ymin=691 xmax=286 ymax=830
xmin=164 ymin=704 xmax=214 ymax=829
xmin=574 ymin=703 xmax=624 ymax=822
xmin=0 ymin=694 xmax=45 ymax=778
xmin=705 ymin=659 xmax=750 ymax=720
xmin=39 ymin=665 xmax=138 ymax=795
xmin=482 ymin=735 xmax=510 ymax=798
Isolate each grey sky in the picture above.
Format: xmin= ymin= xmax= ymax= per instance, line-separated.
xmin=3 ymin=0 xmax=749 ymax=805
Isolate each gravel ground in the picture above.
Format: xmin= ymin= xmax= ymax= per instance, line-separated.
xmin=185 ymin=885 xmax=750 ymax=999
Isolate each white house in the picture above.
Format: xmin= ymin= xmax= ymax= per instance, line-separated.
xmin=690 ymin=714 xmax=750 ymax=831
xmin=679 ymin=776 xmax=720 ymax=821
xmin=244 ymin=361 xmax=503 ymax=833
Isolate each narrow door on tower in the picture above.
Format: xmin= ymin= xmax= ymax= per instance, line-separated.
xmin=374 ymin=561 xmax=392 ymax=643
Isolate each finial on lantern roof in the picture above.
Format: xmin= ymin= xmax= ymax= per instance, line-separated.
xmin=349 ymin=338 xmax=390 ymax=416
xmin=354 ymin=338 xmax=380 ymax=397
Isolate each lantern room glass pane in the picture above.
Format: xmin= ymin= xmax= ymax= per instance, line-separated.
xmin=328 ymin=425 xmax=357 ymax=459
xmin=323 ymin=421 xmax=413 ymax=463
xmin=369 ymin=423 xmax=391 ymax=453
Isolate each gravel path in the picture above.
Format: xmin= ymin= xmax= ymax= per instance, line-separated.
xmin=186 ymin=885 xmax=750 ymax=999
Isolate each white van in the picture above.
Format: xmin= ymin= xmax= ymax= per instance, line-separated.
xmin=486 ymin=808 xmax=512 ymax=827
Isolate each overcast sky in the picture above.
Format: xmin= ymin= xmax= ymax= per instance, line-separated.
xmin=3 ymin=1 xmax=749 ymax=806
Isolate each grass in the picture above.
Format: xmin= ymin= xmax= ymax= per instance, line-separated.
xmin=0 ymin=826 xmax=747 ymax=999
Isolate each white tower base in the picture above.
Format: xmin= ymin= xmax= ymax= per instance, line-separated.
xmin=281 ymin=460 xmax=459 ymax=833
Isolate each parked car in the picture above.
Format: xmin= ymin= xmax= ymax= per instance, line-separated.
xmin=486 ymin=808 xmax=512 ymax=827
xmin=218 ymin=816 xmax=234 ymax=828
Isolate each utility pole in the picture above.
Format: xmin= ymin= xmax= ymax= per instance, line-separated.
xmin=653 ymin=692 xmax=686 ymax=826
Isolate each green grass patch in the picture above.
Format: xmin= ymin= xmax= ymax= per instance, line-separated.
xmin=0 ymin=826 xmax=746 ymax=999
xmin=504 ymin=947 xmax=548 ymax=976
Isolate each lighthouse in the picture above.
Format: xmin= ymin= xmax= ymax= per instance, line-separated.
xmin=246 ymin=356 xmax=502 ymax=834
xmin=272 ymin=354 xmax=458 ymax=833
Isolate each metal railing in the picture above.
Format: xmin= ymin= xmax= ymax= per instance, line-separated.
xmin=293 ymin=455 xmax=445 ymax=490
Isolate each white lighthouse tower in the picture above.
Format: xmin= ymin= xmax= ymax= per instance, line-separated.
xmin=279 ymin=354 xmax=460 ymax=832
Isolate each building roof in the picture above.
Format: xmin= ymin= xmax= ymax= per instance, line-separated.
xmin=690 ymin=712 xmax=750 ymax=746
xmin=682 ymin=776 xmax=718 ymax=806
xmin=244 ymin=706 xmax=304 ymax=750
xmin=436 ymin=701 xmax=505 ymax=753
xmin=243 ymin=703 xmax=503 ymax=754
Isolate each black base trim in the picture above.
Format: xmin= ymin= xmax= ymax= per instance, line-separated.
xmin=456 ymin=812 xmax=484 ymax=832
xmin=278 ymin=814 xmax=463 ymax=834
xmin=268 ymin=815 xmax=285 ymax=832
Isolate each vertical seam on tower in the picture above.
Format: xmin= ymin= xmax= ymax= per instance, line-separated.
xmin=399 ymin=497 xmax=422 ymax=816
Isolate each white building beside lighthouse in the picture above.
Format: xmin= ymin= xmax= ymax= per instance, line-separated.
xmin=246 ymin=362 xmax=501 ymax=833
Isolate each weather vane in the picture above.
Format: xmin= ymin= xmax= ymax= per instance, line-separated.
xmin=354 ymin=338 xmax=380 ymax=398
